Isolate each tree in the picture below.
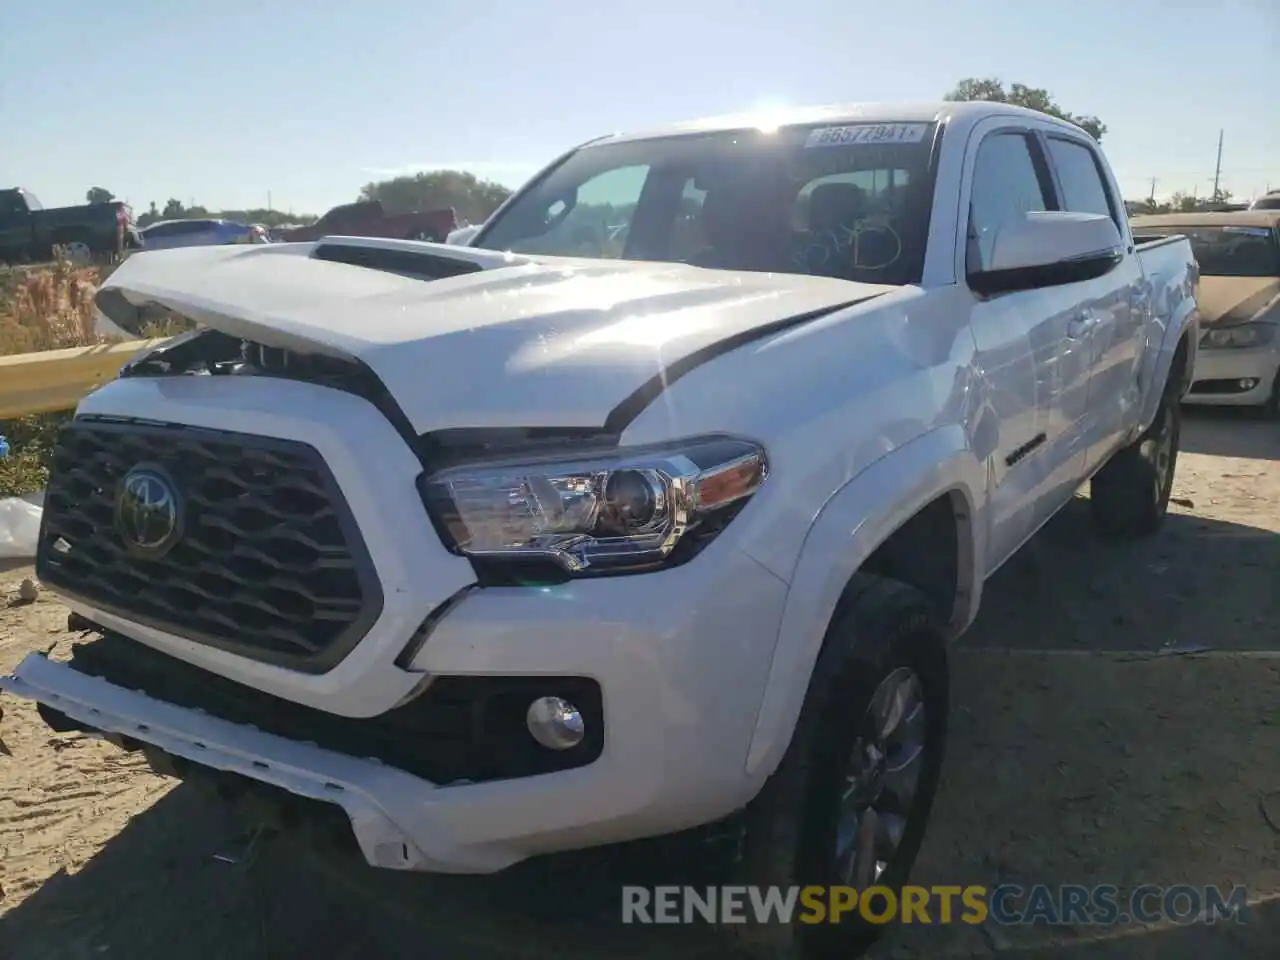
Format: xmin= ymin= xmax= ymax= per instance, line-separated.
xmin=358 ymin=169 xmax=512 ymax=224
xmin=944 ymin=78 xmax=1107 ymax=142
xmin=85 ymin=186 xmax=115 ymax=204
xmin=137 ymin=200 xmax=315 ymax=229
xmin=1126 ymin=189 xmax=1238 ymax=216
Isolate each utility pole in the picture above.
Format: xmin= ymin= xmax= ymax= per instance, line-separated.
xmin=1211 ymin=129 xmax=1223 ymax=201
xmin=268 ymin=190 xmax=272 ymax=212
xmin=1148 ymin=177 xmax=1157 ymax=204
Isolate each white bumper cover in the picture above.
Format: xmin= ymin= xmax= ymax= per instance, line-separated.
xmin=3 ymin=543 xmax=790 ymax=873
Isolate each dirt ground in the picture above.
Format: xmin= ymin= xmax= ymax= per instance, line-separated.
xmin=1 ymin=408 xmax=1278 ymax=959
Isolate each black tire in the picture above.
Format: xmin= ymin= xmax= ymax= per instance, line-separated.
xmin=727 ymin=573 xmax=949 ymax=959
xmin=1090 ymin=375 xmax=1181 ymax=539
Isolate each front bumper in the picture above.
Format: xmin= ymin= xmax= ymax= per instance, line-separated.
xmin=3 ymin=540 xmax=787 ymax=872
xmin=1184 ymin=345 xmax=1280 ymax=406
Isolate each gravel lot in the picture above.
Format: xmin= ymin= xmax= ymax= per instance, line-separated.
xmin=1 ymin=409 xmax=1278 ymax=959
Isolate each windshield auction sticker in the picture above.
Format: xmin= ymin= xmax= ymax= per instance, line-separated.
xmin=804 ymin=123 xmax=931 ymax=148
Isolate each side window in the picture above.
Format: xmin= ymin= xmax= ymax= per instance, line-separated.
xmin=967 ymin=132 xmax=1051 ymax=273
xmin=1046 ymin=137 xmax=1117 ymax=225
xmin=508 ymin=165 xmax=650 ymax=259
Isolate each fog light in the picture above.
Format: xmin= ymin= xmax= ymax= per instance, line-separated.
xmin=1239 ymin=378 xmax=1258 ymax=390
xmin=526 ymin=696 xmax=585 ymax=750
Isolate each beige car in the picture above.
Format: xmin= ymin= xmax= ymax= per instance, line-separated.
xmin=1132 ymin=211 xmax=1280 ymax=414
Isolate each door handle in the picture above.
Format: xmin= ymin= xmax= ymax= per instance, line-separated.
xmin=1067 ymin=313 xmax=1096 ymax=339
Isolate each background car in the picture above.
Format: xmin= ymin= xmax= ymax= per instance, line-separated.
xmin=139 ymin=218 xmax=267 ymax=251
xmin=1250 ymin=191 xmax=1280 ymax=211
xmin=445 ymin=223 xmax=482 ymax=246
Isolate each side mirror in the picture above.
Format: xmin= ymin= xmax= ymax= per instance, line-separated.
xmin=968 ymin=211 xmax=1124 ymax=296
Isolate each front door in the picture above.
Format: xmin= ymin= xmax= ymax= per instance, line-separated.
xmin=965 ymin=126 xmax=1092 ymax=572
xmin=1038 ymin=134 xmax=1145 ymax=471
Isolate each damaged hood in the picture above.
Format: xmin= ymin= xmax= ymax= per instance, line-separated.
xmin=98 ymin=239 xmax=896 ymax=433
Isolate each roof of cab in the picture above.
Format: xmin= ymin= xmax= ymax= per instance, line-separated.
xmin=594 ymin=101 xmax=1090 ymax=146
xmin=1131 ymin=211 xmax=1280 ymax=230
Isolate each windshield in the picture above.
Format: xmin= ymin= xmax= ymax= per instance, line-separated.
xmin=1142 ymin=225 xmax=1280 ymax=277
xmin=474 ymin=122 xmax=939 ymax=286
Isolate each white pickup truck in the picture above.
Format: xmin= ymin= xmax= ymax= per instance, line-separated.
xmin=2 ymin=101 xmax=1198 ymax=957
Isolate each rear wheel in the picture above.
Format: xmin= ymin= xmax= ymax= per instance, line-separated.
xmin=728 ymin=574 xmax=948 ymax=958
xmin=1090 ymin=376 xmax=1181 ymax=539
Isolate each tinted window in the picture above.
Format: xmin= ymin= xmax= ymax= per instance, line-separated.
xmin=1139 ymin=225 xmax=1279 ymax=278
xmin=476 ymin=122 xmax=939 ymax=285
xmin=967 ymin=132 xmax=1050 ymax=273
xmin=1046 ymin=137 xmax=1115 ymax=223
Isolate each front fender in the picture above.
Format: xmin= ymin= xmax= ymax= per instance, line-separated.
xmin=744 ymin=424 xmax=986 ymax=777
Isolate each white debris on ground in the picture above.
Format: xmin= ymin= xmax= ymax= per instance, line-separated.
xmin=0 ymin=494 xmax=43 ymax=560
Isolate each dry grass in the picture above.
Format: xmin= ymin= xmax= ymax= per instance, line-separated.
xmin=0 ymin=258 xmax=190 ymax=497
xmin=0 ymin=257 xmax=106 ymax=357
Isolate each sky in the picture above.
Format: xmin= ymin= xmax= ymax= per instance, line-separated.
xmin=1 ymin=0 xmax=1277 ymax=216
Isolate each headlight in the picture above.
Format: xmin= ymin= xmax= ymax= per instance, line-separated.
xmin=421 ymin=436 xmax=768 ymax=574
xmin=1201 ymin=323 xmax=1275 ymax=349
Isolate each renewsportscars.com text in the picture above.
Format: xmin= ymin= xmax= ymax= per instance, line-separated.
xmin=621 ymin=884 xmax=1249 ymax=926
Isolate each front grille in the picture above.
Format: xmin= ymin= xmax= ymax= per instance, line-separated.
xmin=60 ymin=630 xmax=605 ymax=785
xmin=37 ymin=418 xmax=382 ymax=673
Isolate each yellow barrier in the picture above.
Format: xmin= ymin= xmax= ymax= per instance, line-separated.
xmin=0 ymin=339 xmax=169 ymax=419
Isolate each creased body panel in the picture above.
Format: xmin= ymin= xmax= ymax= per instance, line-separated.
xmin=98 ymin=241 xmax=892 ymax=432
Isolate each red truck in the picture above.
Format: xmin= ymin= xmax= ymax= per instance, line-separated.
xmin=277 ymin=200 xmax=457 ymax=243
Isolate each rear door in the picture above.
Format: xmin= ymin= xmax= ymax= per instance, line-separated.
xmin=1038 ymin=133 xmax=1145 ymax=470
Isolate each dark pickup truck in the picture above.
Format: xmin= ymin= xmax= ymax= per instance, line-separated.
xmin=0 ymin=187 xmax=142 ymax=266
xmin=276 ymin=199 xmax=457 ymax=244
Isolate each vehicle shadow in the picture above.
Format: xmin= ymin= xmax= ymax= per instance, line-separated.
xmin=965 ymin=498 xmax=1280 ymax=653
xmin=6 ymin=635 xmax=1276 ymax=960
xmin=1180 ymin=405 xmax=1280 ymax=461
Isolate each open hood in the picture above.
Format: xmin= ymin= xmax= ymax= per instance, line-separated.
xmin=1195 ymin=275 xmax=1280 ymax=327
xmin=98 ymin=238 xmax=896 ymax=434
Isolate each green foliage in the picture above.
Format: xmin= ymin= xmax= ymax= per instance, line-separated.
xmin=85 ymin=186 xmax=115 ymax=205
xmin=945 ymin=78 xmax=1107 ymax=142
xmin=1128 ymin=189 xmax=1236 ymax=215
xmin=128 ymin=168 xmax=510 ymax=232
xmin=0 ymin=414 xmax=69 ymax=497
xmin=358 ymin=170 xmax=512 ymax=224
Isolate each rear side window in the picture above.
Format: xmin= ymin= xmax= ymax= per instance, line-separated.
xmin=1046 ymin=137 xmax=1116 ymax=225
xmin=967 ymin=132 xmax=1051 ymax=273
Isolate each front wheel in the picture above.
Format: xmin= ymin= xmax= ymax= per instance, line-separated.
xmin=728 ymin=574 xmax=949 ymax=958
xmin=1090 ymin=378 xmax=1181 ymax=539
